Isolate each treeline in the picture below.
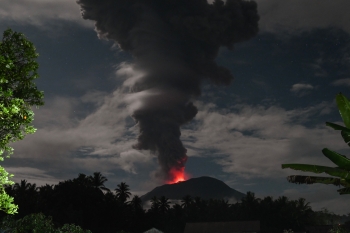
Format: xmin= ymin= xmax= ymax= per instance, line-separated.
xmin=1 ymin=172 xmax=349 ymax=233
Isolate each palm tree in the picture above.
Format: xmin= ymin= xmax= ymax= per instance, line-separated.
xmin=73 ymin=173 xmax=92 ymax=187
xmin=276 ymin=196 xmax=289 ymax=207
xmin=181 ymin=195 xmax=192 ymax=209
xmin=89 ymin=172 xmax=110 ymax=192
xmin=282 ymin=93 xmax=350 ymax=194
xmin=150 ymin=196 xmax=160 ymax=213
xmin=39 ymin=184 xmax=54 ymax=193
xmin=171 ymin=203 xmax=183 ymax=218
xmin=128 ymin=195 xmax=143 ymax=213
xmin=14 ymin=180 xmax=37 ymax=195
xmin=296 ymin=198 xmax=311 ymax=213
xmin=293 ymin=198 xmax=313 ymax=228
xmin=159 ymin=196 xmax=171 ymax=214
xmin=115 ymin=182 xmax=131 ymax=204
xmin=13 ymin=180 xmax=38 ymax=217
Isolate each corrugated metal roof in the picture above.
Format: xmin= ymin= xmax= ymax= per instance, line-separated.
xmin=143 ymin=227 xmax=164 ymax=233
xmin=184 ymin=221 xmax=260 ymax=233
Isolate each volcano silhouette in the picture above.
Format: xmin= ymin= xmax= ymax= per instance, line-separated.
xmin=140 ymin=176 xmax=246 ymax=204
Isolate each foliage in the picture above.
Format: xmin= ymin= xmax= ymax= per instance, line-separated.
xmin=0 ymin=28 xmax=44 ymax=157
xmin=0 ymin=167 xmax=16 ymax=215
xmin=58 ymin=223 xmax=92 ymax=233
xmin=0 ymin=28 xmax=44 ymax=215
xmin=115 ymin=182 xmax=131 ymax=204
xmin=282 ymin=93 xmax=350 ymax=194
xmin=329 ymin=224 xmax=350 ymax=233
xmin=1 ymin=172 xmax=347 ymax=233
xmin=0 ymin=213 xmax=91 ymax=233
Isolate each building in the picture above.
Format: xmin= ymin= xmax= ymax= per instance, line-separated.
xmin=143 ymin=227 xmax=164 ymax=233
xmin=184 ymin=221 xmax=260 ymax=233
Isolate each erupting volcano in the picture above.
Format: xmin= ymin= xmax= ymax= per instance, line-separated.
xmin=167 ymin=167 xmax=188 ymax=184
xmin=77 ymin=0 xmax=259 ymax=182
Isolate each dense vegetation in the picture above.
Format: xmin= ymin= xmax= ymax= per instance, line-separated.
xmin=0 ymin=172 xmax=349 ymax=233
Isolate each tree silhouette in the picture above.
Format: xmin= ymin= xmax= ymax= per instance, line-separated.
xmin=89 ymin=172 xmax=110 ymax=192
xmin=37 ymin=184 xmax=54 ymax=214
xmin=73 ymin=173 xmax=92 ymax=187
xmin=159 ymin=196 xmax=171 ymax=214
xmin=0 ymin=173 xmax=345 ymax=233
xmin=239 ymin=191 xmax=260 ymax=220
xmin=292 ymin=198 xmax=313 ymax=230
xmin=180 ymin=195 xmax=192 ymax=209
xmin=14 ymin=180 xmax=30 ymax=193
xmin=128 ymin=195 xmax=143 ymax=212
xmin=13 ymin=180 xmax=38 ymax=217
xmin=150 ymin=196 xmax=160 ymax=214
xmin=115 ymin=182 xmax=131 ymax=204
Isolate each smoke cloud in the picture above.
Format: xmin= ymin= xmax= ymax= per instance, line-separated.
xmin=76 ymin=0 xmax=259 ymax=182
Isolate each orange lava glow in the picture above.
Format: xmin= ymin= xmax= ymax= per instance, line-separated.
xmin=166 ymin=167 xmax=188 ymax=184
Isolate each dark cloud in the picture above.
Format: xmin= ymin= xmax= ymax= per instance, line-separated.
xmin=76 ymin=0 xmax=259 ymax=182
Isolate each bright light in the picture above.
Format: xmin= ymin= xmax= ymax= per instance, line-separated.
xmin=166 ymin=167 xmax=188 ymax=184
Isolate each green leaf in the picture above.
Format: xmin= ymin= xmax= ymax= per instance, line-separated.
xmin=341 ymin=130 xmax=350 ymax=147
xmin=325 ymin=122 xmax=350 ymax=133
xmin=282 ymin=164 xmax=350 ymax=179
xmin=322 ymin=148 xmax=350 ymax=170
xmin=336 ymin=93 xmax=350 ymax=128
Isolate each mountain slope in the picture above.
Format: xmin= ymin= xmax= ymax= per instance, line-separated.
xmin=140 ymin=176 xmax=246 ymax=204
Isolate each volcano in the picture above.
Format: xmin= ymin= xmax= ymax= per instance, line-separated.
xmin=140 ymin=176 xmax=246 ymax=205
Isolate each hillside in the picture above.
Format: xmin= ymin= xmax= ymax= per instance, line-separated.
xmin=140 ymin=176 xmax=246 ymax=204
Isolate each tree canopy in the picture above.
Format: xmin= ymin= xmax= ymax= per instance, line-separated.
xmin=0 ymin=28 xmax=44 ymax=157
xmin=2 ymin=172 xmax=348 ymax=233
xmin=0 ymin=28 xmax=44 ymax=215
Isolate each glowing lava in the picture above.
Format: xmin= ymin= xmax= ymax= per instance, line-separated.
xmin=166 ymin=167 xmax=188 ymax=184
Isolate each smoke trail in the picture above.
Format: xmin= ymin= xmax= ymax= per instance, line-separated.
xmin=76 ymin=0 xmax=259 ymax=182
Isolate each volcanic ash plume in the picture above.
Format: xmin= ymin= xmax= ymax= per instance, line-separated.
xmin=76 ymin=0 xmax=259 ymax=183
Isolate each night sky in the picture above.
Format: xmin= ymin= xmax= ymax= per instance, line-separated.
xmin=1 ymin=0 xmax=350 ymax=215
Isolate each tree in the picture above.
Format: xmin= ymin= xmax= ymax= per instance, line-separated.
xmin=180 ymin=195 xmax=192 ymax=209
xmin=0 ymin=166 xmax=17 ymax=214
xmin=0 ymin=28 xmax=44 ymax=157
xmin=0 ymin=212 xmax=92 ymax=233
xmin=88 ymin=172 xmax=110 ymax=192
xmin=115 ymin=182 xmax=131 ymax=204
xmin=13 ymin=180 xmax=38 ymax=217
xmin=158 ymin=196 xmax=171 ymax=214
xmin=0 ymin=28 xmax=44 ymax=215
xmin=282 ymin=93 xmax=350 ymax=194
xmin=128 ymin=195 xmax=143 ymax=213
xmin=14 ymin=180 xmax=36 ymax=194
xmin=150 ymin=196 xmax=160 ymax=213
xmin=73 ymin=173 xmax=91 ymax=186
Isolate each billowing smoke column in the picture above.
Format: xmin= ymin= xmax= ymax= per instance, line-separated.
xmin=77 ymin=0 xmax=259 ymax=183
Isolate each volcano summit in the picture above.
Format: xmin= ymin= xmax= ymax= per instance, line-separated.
xmin=140 ymin=176 xmax=246 ymax=204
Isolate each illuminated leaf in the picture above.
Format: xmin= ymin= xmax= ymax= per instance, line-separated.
xmin=282 ymin=164 xmax=350 ymax=179
xmin=336 ymin=93 xmax=350 ymax=128
xmin=322 ymin=148 xmax=350 ymax=170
